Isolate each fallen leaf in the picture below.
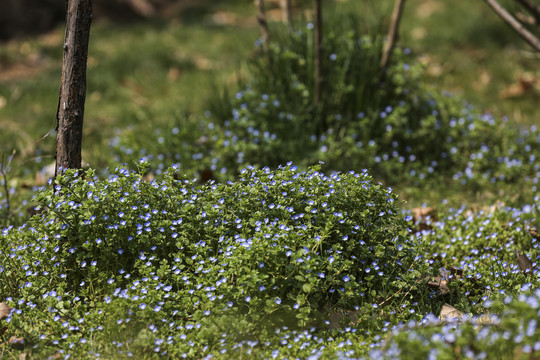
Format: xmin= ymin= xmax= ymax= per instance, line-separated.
xmin=439 ymin=304 xmax=464 ymax=321
xmin=167 ymin=67 xmax=181 ymax=81
xmin=450 ymin=267 xmax=463 ymax=279
xmin=514 ymin=250 xmax=534 ymax=272
xmin=0 ymin=302 xmax=13 ymax=320
xmin=427 ymin=268 xmax=451 ymax=295
xmin=475 ymin=314 xmax=496 ymax=325
xmin=413 ymin=207 xmax=437 ymax=221
xmin=499 ymin=75 xmax=537 ymax=99
xmin=427 ymin=280 xmax=450 ymax=295
xmin=9 ymin=336 xmax=25 ymax=350
xmin=411 ymin=207 xmax=437 ymax=233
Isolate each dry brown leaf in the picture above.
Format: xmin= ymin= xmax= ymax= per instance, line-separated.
xmin=167 ymin=67 xmax=181 ymax=81
xmin=439 ymin=304 xmax=464 ymax=321
xmin=499 ymin=75 xmax=537 ymax=99
xmin=9 ymin=336 xmax=25 ymax=350
xmin=0 ymin=302 xmax=13 ymax=320
xmin=413 ymin=207 xmax=436 ymax=221
xmin=416 ymin=0 xmax=442 ymax=18
xmin=410 ymin=207 xmax=437 ymax=233
xmin=514 ymin=250 xmax=534 ymax=272
xmin=475 ymin=314 xmax=496 ymax=325
xmin=427 ymin=280 xmax=450 ymax=295
xmin=450 ymin=267 xmax=463 ymax=276
xmin=121 ymin=0 xmax=155 ymax=17
xmin=427 ymin=268 xmax=451 ymax=295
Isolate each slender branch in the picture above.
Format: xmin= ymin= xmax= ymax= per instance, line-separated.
xmin=380 ymin=0 xmax=407 ymax=70
xmin=255 ymin=0 xmax=270 ymax=52
xmin=483 ymin=0 xmax=540 ymax=52
xmin=313 ymin=0 xmax=323 ymax=107
xmin=0 ymin=152 xmax=14 ymax=219
xmin=515 ymin=0 xmax=540 ymax=24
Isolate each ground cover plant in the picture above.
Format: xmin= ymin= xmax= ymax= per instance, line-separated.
xmin=1 ymin=0 xmax=540 ymax=359
xmin=108 ymin=12 xmax=540 ymax=207
xmin=0 ymin=163 xmax=437 ymax=358
xmin=1 ymin=168 xmax=539 ymax=359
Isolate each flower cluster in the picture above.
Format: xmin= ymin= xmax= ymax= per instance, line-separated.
xmin=0 ymin=163 xmax=432 ymax=358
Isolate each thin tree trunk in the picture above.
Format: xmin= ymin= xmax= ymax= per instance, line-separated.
xmin=380 ymin=0 xmax=406 ymax=70
xmin=313 ymin=0 xmax=323 ymax=107
xmin=280 ymin=0 xmax=292 ymax=26
xmin=55 ymin=0 xmax=93 ymax=176
xmin=255 ymin=0 xmax=270 ymax=52
xmin=484 ymin=0 xmax=540 ymax=52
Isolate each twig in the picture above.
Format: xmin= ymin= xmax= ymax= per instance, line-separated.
xmin=483 ymin=0 xmax=540 ymax=52
xmin=380 ymin=0 xmax=407 ymax=70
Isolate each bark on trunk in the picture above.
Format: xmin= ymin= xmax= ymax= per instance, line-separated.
xmin=55 ymin=0 xmax=93 ymax=176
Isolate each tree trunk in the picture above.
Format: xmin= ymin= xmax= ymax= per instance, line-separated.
xmin=380 ymin=0 xmax=406 ymax=70
xmin=55 ymin=0 xmax=93 ymax=176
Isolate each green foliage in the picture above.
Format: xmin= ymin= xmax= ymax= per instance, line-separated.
xmin=0 ymin=163 xmax=433 ymax=358
xmin=372 ymin=291 xmax=540 ymax=359
xmin=108 ymin=12 xmax=540 ymax=200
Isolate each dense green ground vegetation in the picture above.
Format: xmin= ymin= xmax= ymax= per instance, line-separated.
xmin=0 ymin=0 xmax=539 ymax=358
